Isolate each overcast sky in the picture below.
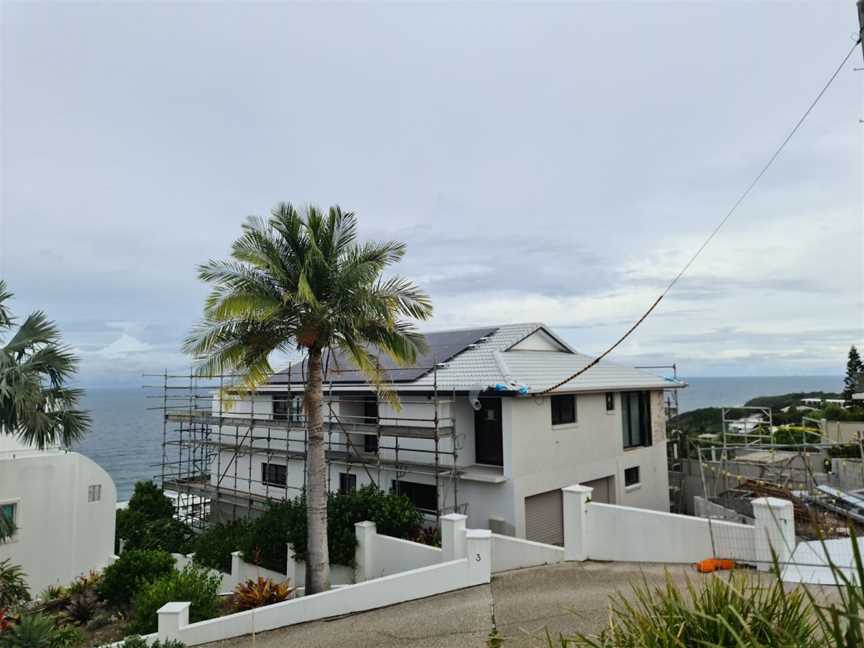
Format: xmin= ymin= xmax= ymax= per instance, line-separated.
xmin=1 ymin=1 xmax=862 ymax=387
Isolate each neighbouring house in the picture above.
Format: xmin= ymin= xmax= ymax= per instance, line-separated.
xmin=0 ymin=434 xmax=116 ymax=592
xmin=165 ymin=322 xmax=683 ymax=544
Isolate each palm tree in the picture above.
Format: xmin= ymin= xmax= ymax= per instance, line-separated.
xmin=184 ymin=203 xmax=433 ymax=594
xmin=0 ymin=281 xmax=89 ymax=450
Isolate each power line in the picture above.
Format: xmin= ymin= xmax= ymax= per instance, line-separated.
xmin=542 ymin=36 xmax=862 ymax=395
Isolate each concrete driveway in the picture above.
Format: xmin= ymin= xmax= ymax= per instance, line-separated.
xmin=199 ymin=562 xmax=724 ymax=648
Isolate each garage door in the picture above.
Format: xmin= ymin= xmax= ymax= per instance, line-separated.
xmin=525 ymin=489 xmax=563 ymax=545
xmin=583 ymin=476 xmax=614 ymax=504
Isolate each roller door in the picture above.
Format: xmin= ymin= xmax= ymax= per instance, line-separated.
xmin=525 ymin=489 xmax=563 ymax=545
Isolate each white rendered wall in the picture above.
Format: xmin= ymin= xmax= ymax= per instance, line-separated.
xmin=0 ymin=447 xmax=116 ymax=592
xmin=508 ymin=391 xmax=669 ymax=536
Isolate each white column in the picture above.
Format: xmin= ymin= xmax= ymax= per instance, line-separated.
xmin=354 ymin=520 xmax=376 ymax=582
xmin=440 ymin=513 xmax=467 ymax=562
xmin=285 ymin=543 xmax=297 ymax=586
xmin=157 ymin=601 xmax=190 ymax=642
xmin=752 ymin=497 xmax=795 ymax=572
xmin=230 ymin=551 xmax=243 ymax=589
xmin=465 ymin=529 xmax=492 ymax=586
xmin=562 ymin=484 xmax=593 ymax=562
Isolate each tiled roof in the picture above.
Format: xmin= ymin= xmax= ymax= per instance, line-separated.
xmin=410 ymin=323 xmax=678 ymax=393
xmin=267 ymin=322 xmax=682 ymax=394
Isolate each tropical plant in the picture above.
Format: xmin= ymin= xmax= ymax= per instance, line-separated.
xmin=99 ymin=549 xmax=175 ymax=609
xmin=0 ymin=281 xmax=89 ymax=450
xmin=62 ymin=589 xmax=101 ymax=626
xmin=128 ymin=565 xmax=222 ymax=634
xmin=231 ymin=577 xmax=295 ymax=611
xmin=184 ymin=204 xmax=433 ymax=593
xmin=553 ymin=572 xmax=819 ymax=647
xmin=192 ymin=518 xmax=254 ymax=573
xmin=0 ymin=560 xmax=29 ymax=608
xmin=0 ymin=613 xmax=82 ymax=648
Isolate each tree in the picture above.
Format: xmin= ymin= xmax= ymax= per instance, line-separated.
xmin=0 ymin=281 xmax=89 ymax=449
xmin=843 ymin=345 xmax=863 ymax=401
xmin=184 ymin=204 xmax=432 ymax=594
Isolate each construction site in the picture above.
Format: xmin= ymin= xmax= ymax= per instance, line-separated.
xmin=146 ymin=362 xmax=467 ymax=530
xmin=668 ymin=402 xmax=864 ymax=548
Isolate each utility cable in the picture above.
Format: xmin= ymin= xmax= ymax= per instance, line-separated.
xmin=542 ymin=37 xmax=862 ymax=394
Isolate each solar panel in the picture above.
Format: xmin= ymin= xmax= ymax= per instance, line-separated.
xmin=268 ymin=327 xmax=497 ymax=385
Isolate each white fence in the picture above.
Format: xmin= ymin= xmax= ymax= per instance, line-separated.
xmin=563 ymin=485 xmax=793 ymax=570
xmin=136 ymin=486 xmax=796 ymax=646
xmin=156 ymin=530 xmax=491 ymax=646
xmin=490 ymin=533 xmax=564 ymax=573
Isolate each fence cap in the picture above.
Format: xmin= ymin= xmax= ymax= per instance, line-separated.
xmin=355 ymin=520 xmax=376 ymax=529
xmin=562 ymin=484 xmax=594 ymax=495
xmin=751 ymin=497 xmax=793 ymax=510
xmin=440 ymin=513 xmax=468 ymax=522
xmin=157 ymin=602 xmax=191 ymax=614
xmin=465 ymin=529 xmax=492 ymax=539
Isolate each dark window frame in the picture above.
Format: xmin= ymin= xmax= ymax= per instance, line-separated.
xmin=339 ymin=472 xmax=357 ymax=494
xmin=551 ymin=394 xmax=577 ymax=426
xmin=624 ymin=466 xmax=640 ymax=487
xmin=622 ymin=391 xmax=652 ymax=449
xmin=261 ymin=462 xmax=287 ymax=487
xmin=272 ymin=394 xmax=301 ymax=422
xmin=392 ymin=480 xmax=437 ymax=512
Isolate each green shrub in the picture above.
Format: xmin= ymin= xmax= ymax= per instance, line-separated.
xmin=116 ymin=510 xmax=194 ymax=555
xmin=120 ymin=637 xmax=186 ymax=648
xmin=116 ymin=482 xmax=193 ymax=554
xmin=555 ymin=572 xmax=819 ymax=647
xmin=192 ymin=519 xmax=254 ymax=573
xmin=239 ymin=485 xmax=424 ymax=571
xmin=129 ymin=565 xmax=223 ymax=634
xmin=0 ymin=613 xmax=82 ymax=648
xmin=127 ymin=481 xmax=175 ymax=521
xmin=0 ymin=559 xmax=30 ymax=608
xmin=99 ymin=550 xmax=175 ymax=609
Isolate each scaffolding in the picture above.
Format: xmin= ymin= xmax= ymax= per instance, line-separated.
xmin=145 ymin=362 xmax=465 ymax=530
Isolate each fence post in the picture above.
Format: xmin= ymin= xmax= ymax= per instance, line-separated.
xmin=230 ymin=551 xmax=243 ymax=589
xmin=355 ymin=520 xmax=376 ymax=582
xmin=285 ymin=543 xmax=298 ymax=586
xmin=157 ymin=601 xmax=189 ymax=642
xmin=465 ymin=529 xmax=492 ymax=585
xmin=440 ymin=513 xmax=468 ymax=562
xmin=752 ymin=497 xmax=795 ymax=572
xmin=562 ymin=484 xmax=593 ymax=561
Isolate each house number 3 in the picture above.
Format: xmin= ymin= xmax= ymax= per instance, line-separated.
xmin=475 ymin=553 xmax=482 ymax=562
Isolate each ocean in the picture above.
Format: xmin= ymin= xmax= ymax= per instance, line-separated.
xmin=73 ymin=375 xmax=843 ymax=501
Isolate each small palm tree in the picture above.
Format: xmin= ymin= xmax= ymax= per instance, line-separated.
xmin=0 ymin=281 xmax=89 ymax=450
xmin=184 ymin=203 xmax=432 ymax=594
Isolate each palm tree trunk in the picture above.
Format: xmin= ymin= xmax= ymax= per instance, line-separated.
xmin=304 ymin=346 xmax=331 ymax=594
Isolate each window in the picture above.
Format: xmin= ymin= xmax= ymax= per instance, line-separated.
xmin=1 ymin=503 xmax=16 ymax=534
xmin=605 ymin=392 xmax=615 ymax=412
xmin=339 ymin=473 xmax=357 ymax=494
xmin=551 ymin=395 xmax=576 ymax=425
xmin=625 ymin=466 xmax=640 ymax=487
xmin=392 ymin=481 xmax=437 ymax=512
xmin=273 ymin=394 xmax=301 ymax=422
xmin=363 ymin=396 xmax=379 ymax=453
xmin=261 ymin=462 xmax=287 ymax=487
xmin=88 ymin=484 xmax=102 ymax=502
xmin=622 ymin=391 xmax=652 ymax=449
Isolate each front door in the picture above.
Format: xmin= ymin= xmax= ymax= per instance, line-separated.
xmin=475 ymin=397 xmax=503 ymax=466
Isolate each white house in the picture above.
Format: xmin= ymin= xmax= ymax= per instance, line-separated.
xmin=169 ymin=323 xmax=682 ymax=545
xmin=0 ymin=435 xmax=117 ymax=593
